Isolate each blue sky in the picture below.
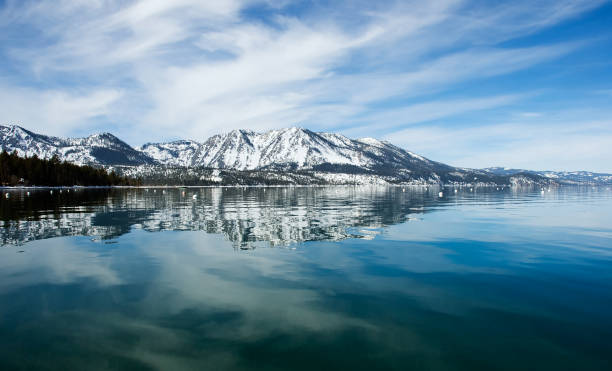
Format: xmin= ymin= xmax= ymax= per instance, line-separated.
xmin=0 ymin=0 xmax=611 ymax=172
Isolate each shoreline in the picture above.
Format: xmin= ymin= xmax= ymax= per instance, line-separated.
xmin=0 ymin=184 xmax=605 ymax=190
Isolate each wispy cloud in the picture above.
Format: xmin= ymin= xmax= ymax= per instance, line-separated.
xmin=0 ymin=0 xmax=610 ymax=170
xmin=342 ymin=94 xmax=526 ymax=136
xmin=385 ymin=116 xmax=612 ymax=173
xmin=0 ymin=85 xmax=122 ymax=136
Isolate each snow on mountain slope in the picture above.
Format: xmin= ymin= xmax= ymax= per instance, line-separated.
xmin=0 ymin=125 xmax=521 ymax=183
xmin=139 ymin=140 xmax=203 ymax=167
xmin=483 ymin=167 xmax=612 ymax=185
xmin=0 ymin=124 xmax=574 ymax=185
xmin=139 ymin=127 xmax=436 ymax=171
xmin=0 ymin=125 xmax=154 ymax=166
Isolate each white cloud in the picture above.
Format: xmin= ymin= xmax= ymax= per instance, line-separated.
xmin=0 ymin=86 xmax=122 ymax=136
xmin=384 ymin=119 xmax=612 ymax=172
xmin=343 ymin=94 xmax=526 ymax=136
xmin=0 ymin=0 xmax=609 ymax=170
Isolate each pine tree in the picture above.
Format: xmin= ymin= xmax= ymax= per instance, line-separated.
xmin=0 ymin=153 xmax=139 ymax=186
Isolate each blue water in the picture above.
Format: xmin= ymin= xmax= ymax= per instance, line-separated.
xmin=0 ymin=186 xmax=611 ymax=370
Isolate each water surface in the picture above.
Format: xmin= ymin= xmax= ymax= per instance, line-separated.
xmin=1 ymin=186 xmax=611 ymax=370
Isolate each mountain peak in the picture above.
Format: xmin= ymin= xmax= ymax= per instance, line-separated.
xmin=2 ymin=124 xmax=34 ymax=135
xmin=87 ymin=132 xmax=121 ymax=142
xmin=82 ymin=132 xmax=133 ymax=149
xmin=228 ymin=128 xmax=255 ymax=135
xmin=89 ymin=131 xmax=115 ymax=138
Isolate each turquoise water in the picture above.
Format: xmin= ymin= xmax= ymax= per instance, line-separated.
xmin=0 ymin=186 xmax=611 ymax=370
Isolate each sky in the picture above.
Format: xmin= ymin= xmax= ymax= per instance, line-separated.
xmin=0 ymin=0 xmax=611 ymax=172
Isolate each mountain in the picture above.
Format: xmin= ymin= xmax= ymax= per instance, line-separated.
xmin=0 ymin=124 xmax=585 ymax=186
xmin=140 ymin=127 xmax=434 ymax=171
xmin=483 ymin=167 xmax=612 ymax=186
xmin=0 ymin=125 xmax=154 ymax=166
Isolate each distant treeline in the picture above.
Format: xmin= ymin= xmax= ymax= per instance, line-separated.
xmin=0 ymin=150 xmax=141 ymax=186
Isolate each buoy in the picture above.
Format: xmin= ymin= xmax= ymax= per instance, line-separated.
xmin=438 ymin=191 xmax=443 ymax=197
xmin=50 ymin=190 xmax=53 ymax=195
xmin=4 ymin=193 xmax=9 ymax=199
xmin=26 ymin=192 xmax=30 ymax=196
xmin=192 ymin=194 xmax=197 ymax=200
xmin=182 ymin=191 xmax=185 ymax=196
xmin=402 ymin=188 xmax=405 ymax=192
xmin=454 ymin=189 xmax=458 ymax=193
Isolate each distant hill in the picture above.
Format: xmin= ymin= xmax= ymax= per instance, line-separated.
xmin=483 ymin=167 xmax=612 ymax=186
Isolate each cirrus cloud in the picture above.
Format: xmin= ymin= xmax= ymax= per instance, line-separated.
xmin=0 ymin=0 xmax=610 ymax=170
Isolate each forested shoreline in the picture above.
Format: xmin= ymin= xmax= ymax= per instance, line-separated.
xmin=0 ymin=150 xmax=141 ymax=186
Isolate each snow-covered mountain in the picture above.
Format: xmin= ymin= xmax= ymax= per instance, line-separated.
xmin=1 ymin=124 xmax=449 ymax=175
xmin=0 ymin=124 xmax=577 ymax=185
xmin=138 ymin=127 xmax=435 ymax=171
xmin=0 ymin=125 xmax=154 ymax=166
xmin=483 ymin=167 xmax=612 ymax=185
xmin=2 ymin=125 xmax=428 ymax=171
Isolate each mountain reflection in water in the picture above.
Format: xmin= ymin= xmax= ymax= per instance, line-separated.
xmin=1 ymin=186 xmax=440 ymax=247
xmin=0 ymin=186 xmax=611 ymax=370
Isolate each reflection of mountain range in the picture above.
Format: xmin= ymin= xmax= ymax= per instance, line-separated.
xmin=1 ymin=187 xmax=438 ymax=248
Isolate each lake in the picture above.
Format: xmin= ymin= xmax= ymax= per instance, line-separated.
xmin=1 ymin=186 xmax=611 ymax=370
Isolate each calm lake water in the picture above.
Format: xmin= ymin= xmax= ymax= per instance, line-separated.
xmin=1 ymin=186 xmax=611 ymax=370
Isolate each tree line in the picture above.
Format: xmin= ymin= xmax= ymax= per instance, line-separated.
xmin=0 ymin=150 xmax=141 ymax=186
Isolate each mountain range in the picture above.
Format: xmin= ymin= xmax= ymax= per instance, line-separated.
xmin=1 ymin=125 xmax=609 ymax=186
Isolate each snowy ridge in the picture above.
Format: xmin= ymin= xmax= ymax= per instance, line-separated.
xmin=0 ymin=125 xmax=153 ymax=166
xmin=483 ymin=167 xmax=612 ymax=185
xmin=0 ymin=124 xmax=594 ymax=185
xmin=0 ymin=124 xmax=434 ymax=171
xmin=0 ymin=124 xmax=436 ymax=173
xmin=138 ymin=127 xmax=431 ymax=171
